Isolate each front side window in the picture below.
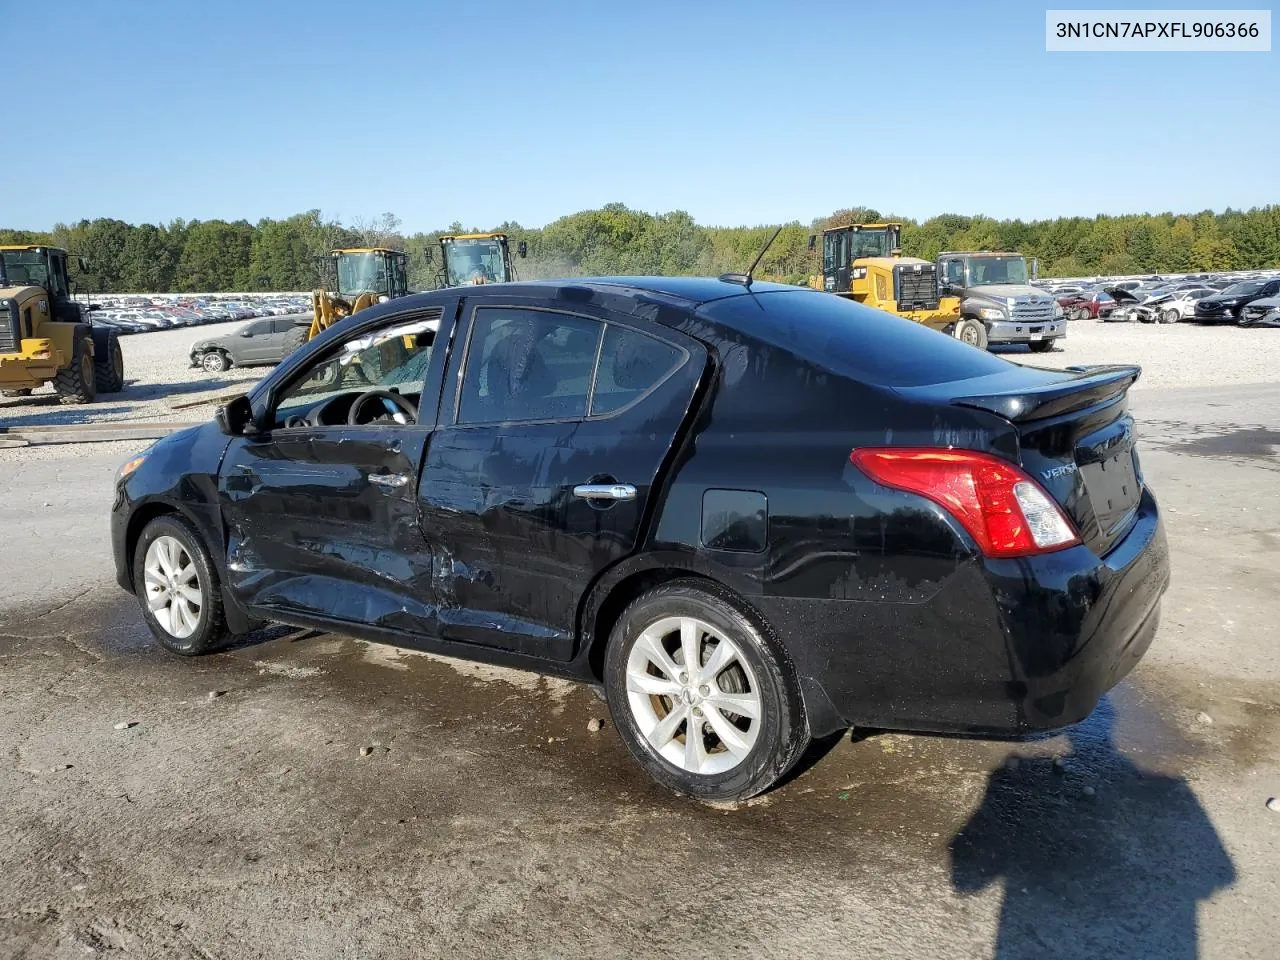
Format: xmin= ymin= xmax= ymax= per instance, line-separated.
xmin=457 ymin=308 xmax=601 ymax=424
xmin=273 ymin=315 xmax=439 ymax=426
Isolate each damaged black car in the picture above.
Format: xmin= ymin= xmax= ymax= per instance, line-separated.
xmin=110 ymin=278 xmax=1170 ymax=802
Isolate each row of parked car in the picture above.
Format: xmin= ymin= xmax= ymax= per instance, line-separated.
xmin=1034 ymin=272 xmax=1280 ymax=327
xmin=91 ymin=293 xmax=311 ymax=335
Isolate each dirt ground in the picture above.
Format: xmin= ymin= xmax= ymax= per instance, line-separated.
xmin=1 ymin=331 xmax=1279 ymax=958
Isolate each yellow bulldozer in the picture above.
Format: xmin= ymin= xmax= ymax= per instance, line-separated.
xmin=284 ymin=247 xmax=410 ymax=354
xmin=807 ymin=223 xmax=976 ymax=342
xmin=428 ymin=232 xmax=526 ymax=287
xmin=0 ymin=245 xmax=125 ymax=404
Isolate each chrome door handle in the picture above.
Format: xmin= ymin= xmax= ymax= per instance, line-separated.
xmin=573 ymin=483 xmax=636 ymax=501
xmin=368 ymin=473 xmax=410 ymax=488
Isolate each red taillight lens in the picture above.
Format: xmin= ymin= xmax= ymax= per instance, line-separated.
xmin=849 ymin=448 xmax=1080 ymax=558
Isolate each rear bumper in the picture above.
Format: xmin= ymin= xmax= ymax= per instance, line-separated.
xmin=759 ymin=488 xmax=1169 ymax=738
xmin=985 ymin=319 xmax=1065 ymax=343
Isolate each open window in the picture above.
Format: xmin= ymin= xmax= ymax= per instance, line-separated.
xmin=271 ymin=312 xmax=441 ymax=429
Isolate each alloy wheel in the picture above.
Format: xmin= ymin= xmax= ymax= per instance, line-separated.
xmin=625 ymin=615 xmax=762 ymax=776
xmin=143 ymin=535 xmax=203 ymax=639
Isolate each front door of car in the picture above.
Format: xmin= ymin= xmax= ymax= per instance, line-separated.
xmin=218 ymin=307 xmax=453 ymax=632
xmin=234 ymin=320 xmax=275 ymax=363
xmin=417 ymin=302 xmax=706 ymax=661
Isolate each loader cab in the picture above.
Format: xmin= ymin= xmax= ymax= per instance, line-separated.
xmin=435 ymin=233 xmax=527 ymax=287
xmin=813 ymin=224 xmax=902 ymax=293
xmin=328 ymin=248 xmax=409 ymax=301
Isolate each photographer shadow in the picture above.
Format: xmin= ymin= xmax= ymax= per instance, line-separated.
xmin=948 ymin=698 xmax=1235 ymax=959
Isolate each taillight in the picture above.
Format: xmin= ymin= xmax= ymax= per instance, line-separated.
xmin=849 ymin=448 xmax=1080 ymax=558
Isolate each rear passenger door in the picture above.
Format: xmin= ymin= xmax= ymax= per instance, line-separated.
xmin=416 ymin=301 xmax=706 ymax=661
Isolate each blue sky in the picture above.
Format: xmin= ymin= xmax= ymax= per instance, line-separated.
xmin=12 ymin=0 xmax=1277 ymax=231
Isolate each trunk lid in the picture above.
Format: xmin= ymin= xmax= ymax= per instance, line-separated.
xmin=904 ymin=365 xmax=1145 ymax=555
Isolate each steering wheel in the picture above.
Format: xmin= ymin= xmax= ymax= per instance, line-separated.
xmin=348 ymin=389 xmax=418 ymax=426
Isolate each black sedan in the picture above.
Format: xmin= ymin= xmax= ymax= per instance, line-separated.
xmin=1193 ymin=277 xmax=1280 ymax=324
xmin=110 ymin=278 xmax=1169 ymax=802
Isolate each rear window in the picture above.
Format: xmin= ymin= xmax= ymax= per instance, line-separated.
xmin=699 ymin=290 xmax=1014 ymax=387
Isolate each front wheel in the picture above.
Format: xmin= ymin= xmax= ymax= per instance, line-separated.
xmin=954 ymin=318 xmax=989 ymax=350
xmin=1028 ymin=339 xmax=1054 ymax=353
xmin=132 ymin=514 xmax=232 ymax=656
xmin=1162 ymin=308 xmax=1180 ymax=324
xmin=54 ymin=336 xmax=96 ymax=404
xmin=604 ymin=581 xmax=809 ymax=803
xmin=201 ymin=350 xmax=229 ymax=373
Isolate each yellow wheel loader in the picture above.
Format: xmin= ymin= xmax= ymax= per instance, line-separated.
xmin=0 ymin=245 xmax=125 ymax=404
xmin=284 ymin=247 xmax=410 ymax=355
xmin=807 ymin=223 xmax=972 ymax=343
xmin=428 ymin=232 xmax=526 ymax=287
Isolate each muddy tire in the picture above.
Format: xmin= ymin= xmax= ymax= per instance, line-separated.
xmin=604 ymin=580 xmax=810 ymax=804
xmin=54 ymin=336 xmax=97 ymax=404
xmin=282 ymin=324 xmax=310 ymax=357
xmin=955 ymin=318 xmax=989 ymax=350
xmin=94 ymin=331 xmax=126 ymax=393
xmin=201 ymin=350 xmax=230 ymax=373
xmin=132 ymin=514 xmax=232 ymax=657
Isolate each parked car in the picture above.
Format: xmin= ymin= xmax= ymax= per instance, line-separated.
xmin=112 ymin=278 xmax=1170 ymax=803
xmin=1239 ymin=297 xmax=1280 ymax=328
xmin=1057 ymin=289 xmax=1115 ymax=320
xmin=189 ymin=317 xmax=311 ymax=373
xmin=1146 ymin=287 xmax=1219 ymax=323
xmin=1194 ymin=278 xmax=1280 ymax=324
xmin=1102 ymin=287 xmax=1152 ymax=322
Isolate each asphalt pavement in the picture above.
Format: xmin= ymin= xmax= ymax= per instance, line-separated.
xmin=1 ymin=384 xmax=1278 ymax=959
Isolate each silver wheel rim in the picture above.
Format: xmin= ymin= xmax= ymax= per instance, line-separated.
xmin=960 ymin=323 xmax=979 ymax=344
xmin=625 ymin=616 xmax=762 ymax=776
xmin=143 ymin=535 xmax=202 ymax=639
xmin=203 ymin=353 xmax=225 ymax=372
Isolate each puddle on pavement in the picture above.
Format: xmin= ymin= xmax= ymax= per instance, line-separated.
xmin=1174 ymin=426 xmax=1280 ymax=460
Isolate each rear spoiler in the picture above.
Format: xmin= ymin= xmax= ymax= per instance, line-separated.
xmin=952 ymin=365 xmax=1141 ymax=422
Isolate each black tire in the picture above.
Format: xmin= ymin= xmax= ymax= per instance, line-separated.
xmin=54 ymin=336 xmax=96 ymax=404
xmin=94 ymin=331 xmax=126 ymax=392
xmin=201 ymin=350 xmax=230 ymax=373
xmin=955 ymin=318 xmax=989 ymax=350
xmin=132 ymin=514 xmax=232 ymax=657
xmin=282 ymin=324 xmax=310 ymax=357
xmin=604 ymin=580 xmax=809 ymax=803
xmin=1028 ymin=340 xmax=1053 ymax=353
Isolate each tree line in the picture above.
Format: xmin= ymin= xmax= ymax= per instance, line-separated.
xmin=3 ymin=203 xmax=1278 ymax=294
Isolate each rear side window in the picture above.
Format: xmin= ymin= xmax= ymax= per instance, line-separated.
xmin=700 ymin=290 xmax=1013 ymax=388
xmin=458 ymin=308 xmax=602 ymax=424
xmin=591 ymin=326 xmax=684 ymax=416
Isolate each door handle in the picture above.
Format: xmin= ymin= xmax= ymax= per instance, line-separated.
xmin=368 ymin=472 xmax=410 ymax=489
xmin=573 ymin=483 xmax=636 ymax=501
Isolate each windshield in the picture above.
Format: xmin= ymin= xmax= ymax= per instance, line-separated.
xmin=1222 ymin=280 xmax=1264 ymax=296
xmin=337 ymin=252 xmax=389 ymax=297
xmin=444 ymin=239 xmax=507 ymax=286
xmin=0 ymin=249 xmax=49 ymax=288
xmin=965 ymin=257 xmax=1029 ymax=286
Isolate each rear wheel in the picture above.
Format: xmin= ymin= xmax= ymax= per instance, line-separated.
xmin=1028 ymin=340 xmax=1053 ymax=353
xmin=132 ymin=514 xmax=232 ymax=656
xmin=201 ymin=350 xmax=230 ymax=373
xmin=955 ymin=318 xmax=989 ymax=350
xmin=94 ymin=332 xmax=125 ymax=392
xmin=604 ymin=581 xmax=809 ymax=803
xmin=54 ymin=337 xmax=96 ymax=404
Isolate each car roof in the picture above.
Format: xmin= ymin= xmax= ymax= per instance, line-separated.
xmin=512 ymin=275 xmax=802 ymax=304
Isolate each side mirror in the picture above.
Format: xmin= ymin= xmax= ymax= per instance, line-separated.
xmin=76 ymin=256 xmax=91 ymax=272
xmin=240 ymin=329 xmax=254 ymax=337
xmin=88 ymin=303 xmax=102 ymax=312
xmin=216 ymin=394 xmax=257 ymax=437
xmin=517 ymin=241 xmax=528 ymax=258
xmin=807 ymin=235 xmax=817 ymax=252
